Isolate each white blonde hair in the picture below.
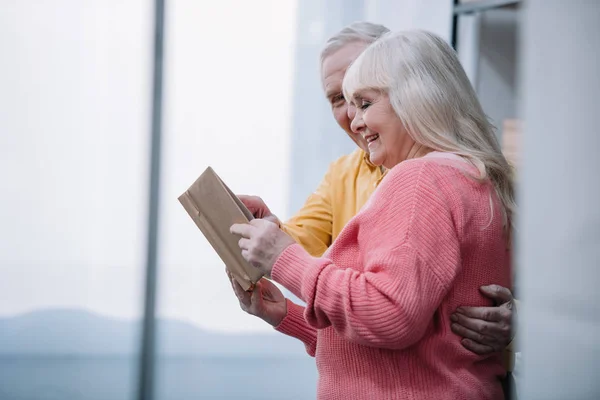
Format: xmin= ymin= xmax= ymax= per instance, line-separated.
xmin=320 ymin=21 xmax=390 ymax=64
xmin=343 ymin=30 xmax=516 ymax=229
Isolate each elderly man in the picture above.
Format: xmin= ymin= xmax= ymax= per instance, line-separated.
xmin=239 ymin=22 xmax=516 ymax=393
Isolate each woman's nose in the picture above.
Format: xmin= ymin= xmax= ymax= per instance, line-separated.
xmin=346 ymin=103 xmax=356 ymax=120
xmin=350 ymin=111 xmax=365 ymax=134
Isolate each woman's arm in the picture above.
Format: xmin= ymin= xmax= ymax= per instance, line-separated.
xmin=275 ymin=300 xmax=318 ymax=357
xmin=272 ymin=161 xmax=463 ymax=350
xmin=273 ymin=243 xmax=456 ymax=350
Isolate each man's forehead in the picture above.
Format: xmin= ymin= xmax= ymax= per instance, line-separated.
xmin=321 ymin=42 xmax=368 ymax=89
xmin=322 ymin=59 xmax=349 ymax=90
xmin=324 ymin=80 xmax=342 ymax=98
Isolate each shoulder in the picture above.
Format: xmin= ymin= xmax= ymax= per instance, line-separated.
xmin=375 ymin=155 xmax=484 ymax=213
xmin=384 ymin=155 xmax=478 ymax=191
xmin=354 ymin=157 xmax=467 ymax=250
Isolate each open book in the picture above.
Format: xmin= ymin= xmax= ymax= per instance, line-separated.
xmin=178 ymin=167 xmax=263 ymax=291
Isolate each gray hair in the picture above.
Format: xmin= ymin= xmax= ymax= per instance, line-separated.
xmin=343 ymin=30 xmax=516 ymax=229
xmin=320 ymin=21 xmax=390 ymax=64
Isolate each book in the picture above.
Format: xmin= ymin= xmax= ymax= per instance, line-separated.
xmin=178 ymin=167 xmax=263 ymax=291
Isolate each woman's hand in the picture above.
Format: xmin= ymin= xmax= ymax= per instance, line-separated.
xmin=230 ymin=219 xmax=296 ymax=276
xmin=237 ymin=195 xmax=281 ymax=225
xmin=228 ymin=272 xmax=287 ymax=327
xmin=450 ymin=285 xmax=515 ymax=354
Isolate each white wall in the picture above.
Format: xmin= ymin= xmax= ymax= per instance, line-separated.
xmin=519 ymin=1 xmax=600 ymax=399
xmin=455 ymin=7 xmax=519 ymax=139
xmin=287 ymin=0 xmax=366 ymax=214
xmin=477 ymin=8 xmax=519 ymax=139
xmin=365 ymin=0 xmax=453 ymax=40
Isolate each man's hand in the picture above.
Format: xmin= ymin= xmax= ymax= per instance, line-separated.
xmin=237 ymin=195 xmax=281 ymax=225
xmin=450 ymin=285 xmax=516 ymax=355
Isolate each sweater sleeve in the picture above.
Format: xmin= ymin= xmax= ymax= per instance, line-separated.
xmin=274 ymin=299 xmax=318 ymax=357
xmin=271 ymin=161 xmax=463 ymax=350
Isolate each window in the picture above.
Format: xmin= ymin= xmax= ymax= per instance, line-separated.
xmin=0 ymin=1 xmax=150 ymax=399
xmin=155 ymin=1 xmax=317 ymax=399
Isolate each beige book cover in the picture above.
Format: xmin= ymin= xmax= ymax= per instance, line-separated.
xmin=178 ymin=167 xmax=263 ymax=291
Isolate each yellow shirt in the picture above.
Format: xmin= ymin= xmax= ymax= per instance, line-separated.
xmin=282 ymin=148 xmax=384 ymax=257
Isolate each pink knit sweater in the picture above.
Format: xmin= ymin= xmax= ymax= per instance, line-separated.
xmin=272 ymin=153 xmax=511 ymax=400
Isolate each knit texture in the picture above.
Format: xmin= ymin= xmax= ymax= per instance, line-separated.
xmin=273 ymin=154 xmax=511 ymax=400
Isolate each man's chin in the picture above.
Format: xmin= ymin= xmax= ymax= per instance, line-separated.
xmin=357 ymin=143 xmax=370 ymax=154
xmin=347 ymin=134 xmax=369 ymax=154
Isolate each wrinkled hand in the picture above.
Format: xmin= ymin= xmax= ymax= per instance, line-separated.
xmin=237 ymin=195 xmax=281 ymax=225
xmin=228 ymin=272 xmax=287 ymax=327
xmin=230 ymin=219 xmax=295 ymax=276
xmin=451 ymin=285 xmax=515 ymax=355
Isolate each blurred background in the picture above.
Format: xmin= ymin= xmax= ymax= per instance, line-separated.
xmin=0 ymin=1 xmax=598 ymax=399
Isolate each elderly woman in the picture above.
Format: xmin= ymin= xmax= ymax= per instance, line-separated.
xmin=229 ymin=30 xmax=514 ymax=400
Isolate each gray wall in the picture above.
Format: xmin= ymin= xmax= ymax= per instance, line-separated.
xmin=519 ymin=1 xmax=600 ymax=399
xmin=288 ymin=0 xmax=365 ymax=215
xmin=477 ymin=8 xmax=519 ymax=139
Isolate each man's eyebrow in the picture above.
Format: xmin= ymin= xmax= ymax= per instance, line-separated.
xmin=343 ymin=93 xmax=361 ymax=104
xmin=325 ymin=89 xmax=342 ymax=99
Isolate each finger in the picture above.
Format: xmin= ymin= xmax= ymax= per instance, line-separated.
xmin=240 ymin=249 xmax=262 ymax=270
xmin=231 ymin=276 xmax=251 ymax=304
xmin=237 ymin=195 xmax=269 ymax=218
xmin=249 ymin=218 xmax=271 ymax=228
xmin=230 ymin=275 xmax=242 ymax=295
xmin=230 ymin=223 xmax=255 ymax=238
xmin=237 ymin=195 xmax=262 ymax=210
xmin=460 ymin=338 xmax=496 ymax=355
xmin=455 ymin=306 xmax=501 ymax=322
xmin=451 ymin=322 xmax=498 ymax=347
xmin=480 ymin=284 xmax=513 ymax=305
xmin=250 ymin=283 xmax=262 ymax=306
xmin=241 ymin=249 xmax=251 ymax=263
xmin=451 ymin=312 xmax=508 ymax=339
xmin=238 ymin=238 xmax=251 ymax=250
xmin=452 ymin=324 xmax=502 ymax=354
xmin=259 ymin=277 xmax=275 ymax=291
xmin=259 ymin=278 xmax=278 ymax=301
xmin=226 ymin=269 xmax=235 ymax=282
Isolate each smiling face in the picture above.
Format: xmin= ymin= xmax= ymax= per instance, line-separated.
xmin=321 ymin=42 xmax=370 ymax=153
xmin=349 ymin=90 xmax=416 ymax=169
